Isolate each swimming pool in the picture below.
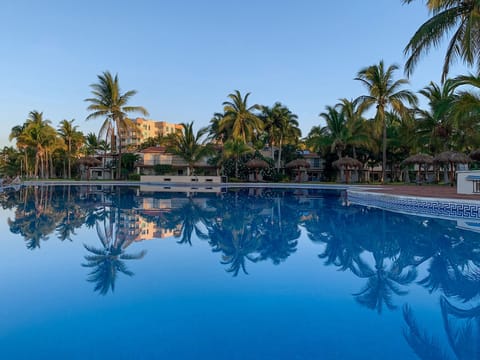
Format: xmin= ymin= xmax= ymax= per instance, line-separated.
xmin=0 ymin=185 xmax=478 ymax=359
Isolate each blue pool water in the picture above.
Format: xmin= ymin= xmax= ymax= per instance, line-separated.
xmin=0 ymin=185 xmax=479 ymax=359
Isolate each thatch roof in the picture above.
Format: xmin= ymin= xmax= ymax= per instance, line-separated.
xmin=332 ymin=156 xmax=362 ymax=169
xmin=285 ymin=159 xmax=311 ymax=169
xmin=245 ymin=159 xmax=269 ymax=169
xmin=470 ymin=149 xmax=480 ymax=161
xmin=78 ymin=157 xmax=101 ymax=166
xmin=401 ymin=153 xmax=433 ymax=166
xmin=434 ymin=151 xmax=470 ymax=164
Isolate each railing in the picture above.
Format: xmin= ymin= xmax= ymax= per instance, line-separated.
xmin=141 ymin=159 xmax=173 ymax=166
xmin=140 ymin=175 xmax=223 ymax=184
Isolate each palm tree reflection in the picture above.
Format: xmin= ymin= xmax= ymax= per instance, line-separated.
xmin=205 ymin=189 xmax=302 ymax=276
xmin=205 ymin=191 xmax=264 ymax=276
xmin=354 ymin=260 xmax=417 ymax=313
xmin=403 ymin=295 xmax=480 ymax=360
xmin=82 ymin=208 xmax=146 ymax=295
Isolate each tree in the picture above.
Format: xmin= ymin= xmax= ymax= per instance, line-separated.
xmin=261 ymin=103 xmax=301 ymax=170
xmin=208 ymin=112 xmax=228 ymax=144
xmin=58 ymin=119 xmax=83 ymax=179
xmin=85 ymin=71 xmax=148 ymax=179
xmin=319 ymin=105 xmax=349 ymax=159
xmin=416 ymin=80 xmax=458 ymax=153
xmin=120 ymin=152 xmax=140 ymax=177
xmin=355 ymin=61 xmax=417 ymax=183
xmin=404 ymin=0 xmax=480 ymax=81
xmin=9 ymin=124 xmax=30 ymax=177
xmin=23 ymin=111 xmax=57 ymax=179
xmin=0 ymin=146 xmax=22 ymax=177
xmin=450 ymin=73 xmax=480 ymax=150
xmin=166 ymin=122 xmax=212 ymax=176
xmin=219 ymin=90 xmax=263 ymax=144
xmin=222 ymin=139 xmax=254 ymax=178
xmin=83 ymin=132 xmax=98 ymax=156
xmin=338 ymin=98 xmax=370 ymax=159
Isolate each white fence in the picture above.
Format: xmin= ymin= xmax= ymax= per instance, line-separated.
xmin=140 ymin=175 xmax=223 ymax=184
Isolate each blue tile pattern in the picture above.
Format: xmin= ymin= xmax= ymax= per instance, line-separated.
xmin=347 ymin=190 xmax=480 ymax=220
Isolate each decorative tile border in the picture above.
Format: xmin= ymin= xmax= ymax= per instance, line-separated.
xmin=347 ymin=190 xmax=480 ymax=220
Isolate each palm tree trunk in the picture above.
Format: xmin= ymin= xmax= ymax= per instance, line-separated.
xmin=117 ymin=125 xmax=123 ymax=180
xmin=382 ymin=120 xmax=387 ymax=184
xmin=337 ymin=150 xmax=344 ymax=182
xmin=49 ymin=151 xmax=54 ymax=178
xmin=276 ymin=137 xmax=283 ymax=171
xmin=68 ymin=139 xmax=71 ymax=179
xmin=35 ymin=151 xmax=40 ymax=179
xmin=352 ymin=146 xmax=358 ymax=182
xmin=23 ymin=148 xmax=29 ymax=178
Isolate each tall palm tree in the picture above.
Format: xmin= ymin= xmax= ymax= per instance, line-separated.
xmin=355 ymin=61 xmax=417 ymax=183
xmin=404 ymin=0 xmax=480 ymax=81
xmin=58 ymin=119 xmax=83 ymax=179
xmin=85 ymin=71 xmax=148 ymax=179
xmin=416 ymin=79 xmax=458 ymax=152
xmin=338 ymin=98 xmax=370 ymax=159
xmin=166 ymin=122 xmax=212 ymax=176
xmin=83 ymin=132 xmax=98 ymax=156
xmin=260 ymin=102 xmax=300 ymax=170
xmin=450 ymin=73 xmax=480 ymax=150
xmin=23 ymin=111 xmax=57 ymax=179
xmin=208 ymin=112 xmax=227 ymax=144
xmin=319 ymin=105 xmax=350 ymax=160
xmin=219 ymin=90 xmax=263 ymax=144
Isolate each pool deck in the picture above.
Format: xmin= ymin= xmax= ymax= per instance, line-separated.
xmin=360 ymin=184 xmax=478 ymax=201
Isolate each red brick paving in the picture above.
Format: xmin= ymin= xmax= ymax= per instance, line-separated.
xmin=361 ymin=184 xmax=480 ymax=200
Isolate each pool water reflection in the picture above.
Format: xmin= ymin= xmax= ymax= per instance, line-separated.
xmin=0 ymin=185 xmax=479 ymax=359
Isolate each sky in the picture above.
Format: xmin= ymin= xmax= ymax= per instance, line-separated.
xmin=0 ymin=0 xmax=469 ymax=147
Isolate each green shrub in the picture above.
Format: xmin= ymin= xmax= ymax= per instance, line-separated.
xmin=128 ymin=174 xmax=141 ymax=181
xmin=154 ymin=164 xmax=173 ymax=175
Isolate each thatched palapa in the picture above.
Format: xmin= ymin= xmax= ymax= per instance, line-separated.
xmin=285 ymin=159 xmax=311 ymax=169
xmin=332 ymin=156 xmax=363 ymax=169
xmin=286 ymin=158 xmax=310 ymax=182
xmin=401 ymin=153 xmax=433 ymax=166
xmin=245 ymin=159 xmax=269 ymax=169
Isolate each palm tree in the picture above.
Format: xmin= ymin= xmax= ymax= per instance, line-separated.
xmin=260 ymin=102 xmax=300 ymax=170
xmin=83 ymin=132 xmax=98 ymax=156
xmin=450 ymin=73 xmax=480 ymax=150
xmin=208 ymin=112 xmax=227 ymax=144
xmin=58 ymin=119 xmax=83 ymax=179
xmin=219 ymin=90 xmax=263 ymax=144
xmin=416 ymin=80 xmax=458 ymax=153
xmin=9 ymin=124 xmax=30 ymax=177
xmin=23 ymin=111 xmax=57 ymax=179
xmin=319 ymin=105 xmax=350 ymax=160
xmin=166 ymin=122 xmax=212 ymax=176
xmin=222 ymin=139 xmax=253 ymax=178
xmin=355 ymin=61 xmax=417 ymax=183
xmin=85 ymin=71 xmax=148 ymax=179
xmin=338 ymin=98 xmax=370 ymax=159
xmin=404 ymin=0 xmax=480 ymax=81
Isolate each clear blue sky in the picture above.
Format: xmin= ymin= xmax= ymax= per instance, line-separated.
xmin=0 ymin=0 xmax=468 ymax=147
